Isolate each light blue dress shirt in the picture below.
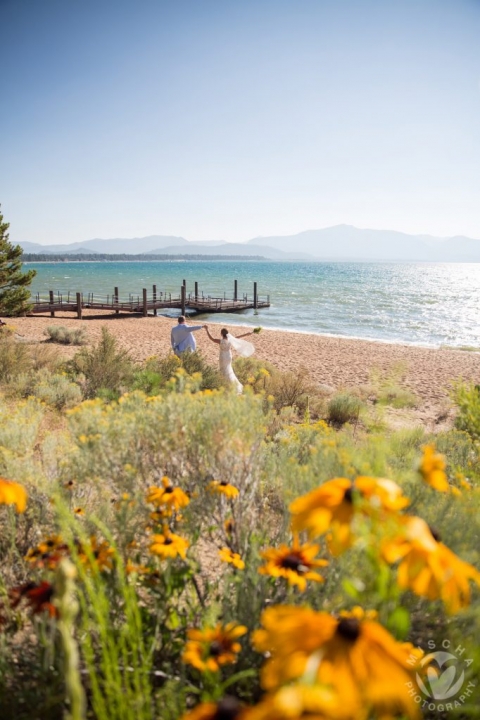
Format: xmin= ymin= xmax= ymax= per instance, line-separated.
xmin=170 ymin=323 xmax=204 ymax=354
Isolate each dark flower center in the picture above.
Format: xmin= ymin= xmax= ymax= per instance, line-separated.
xmin=214 ymin=697 xmax=242 ymax=720
xmin=336 ymin=617 xmax=360 ymax=641
xmin=163 ymin=538 xmax=173 ymax=545
xmin=343 ymin=485 xmax=355 ymax=503
xmin=209 ymin=640 xmax=224 ymax=657
xmin=164 ymin=486 xmax=174 ymax=494
xmin=429 ymin=526 xmax=441 ymax=542
xmin=220 ymin=481 xmax=228 ymax=487
xmin=280 ymin=553 xmax=307 ymax=573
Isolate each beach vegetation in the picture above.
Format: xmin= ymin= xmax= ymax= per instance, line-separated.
xmin=327 ymin=391 xmax=363 ymax=426
xmin=10 ymin=368 xmax=82 ymax=409
xmin=0 ymin=331 xmax=479 ymax=719
xmin=453 ymin=381 xmax=480 ymax=441
xmin=67 ymin=326 xmax=135 ymax=398
xmin=0 ymin=331 xmax=32 ymax=381
xmin=0 ymin=205 xmax=36 ymax=317
xmin=44 ymin=325 xmax=88 ymax=345
xmin=365 ymin=364 xmax=418 ymax=408
xmin=134 ymin=351 xmax=224 ymax=394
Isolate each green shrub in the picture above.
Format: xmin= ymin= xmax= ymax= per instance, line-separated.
xmin=233 ymin=356 xmax=278 ymax=389
xmin=28 ymin=342 xmax=63 ymax=372
xmin=267 ymin=369 xmax=317 ymax=415
xmin=453 ymin=382 xmax=480 ymax=441
xmin=44 ymin=325 xmax=88 ymax=345
xmin=327 ymin=392 xmax=363 ymax=426
xmin=67 ymin=327 xmax=135 ymax=399
xmin=11 ymin=369 xmax=82 ymax=409
xmin=179 ymin=350 xmax=224 ymax=390
xmin=367 ymin=364 xmax=417 ymax=408
xmin=137 ymin=351 xmax=224 ymax=393
xmin=0 ymin=335 xmax=31 ymax=382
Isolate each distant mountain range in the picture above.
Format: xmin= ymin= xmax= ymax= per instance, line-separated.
xmin=17 ymin=225 xmax=480 ymax=262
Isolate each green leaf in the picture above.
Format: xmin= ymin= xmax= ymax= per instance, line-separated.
xmin=387 ymin=606 xmax=411 ymax=640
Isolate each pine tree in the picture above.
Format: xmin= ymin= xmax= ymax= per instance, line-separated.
xmin=0 ymin=205 xmax=36 ymax=316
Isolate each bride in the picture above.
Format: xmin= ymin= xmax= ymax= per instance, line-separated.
xmin=204 ymin=325 xmax=255 ymax=393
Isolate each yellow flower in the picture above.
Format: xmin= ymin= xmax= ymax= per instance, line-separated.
xmin=150 ymin=528 xmax=189 ymax=560
xmin=209 ymin=480 xmax=239 ymax=499
xmin=253 ymin=606 xmax=422 ymax=719
xmin=77 ymin=536 xmax=115 ymax=571
xmin=418 ymin=444 xmax=449 ymax=492
xmin=290 ymin=477 xmax=409 ymax=555
xmin=0 ymin=477 xmax=27 ymax=513
xmin=25 ymin=535 xmax=69 ymax=569
xmin=74 ymin=507 xmax=84 ymax=516
xmin=183 ymin=622 xmax=247 ymax=672
xmin=219 ymin=547 xmax=245 ymax=570
xmin=290 ymin=478 xmax=354 ymax=550
xmin=146 ymin=476 xmax=190 ymax=511
xmin=249 ymin=685 xmax=348 ymax=720
xmin=382 ymin=516 xmax=480 ymax=614
xmin=149 ymin=507 xmax=173 ymax=522
xmin=181 ymin=698 xmax=247 ymax=720
xmin=259 ymin=537 xmax=328 ymax=591
xmin=224 ymin=518 xmax=235 ymax=535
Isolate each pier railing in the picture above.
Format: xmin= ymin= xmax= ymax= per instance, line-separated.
xmin=30 ymin=281 xmax=270 ymax=318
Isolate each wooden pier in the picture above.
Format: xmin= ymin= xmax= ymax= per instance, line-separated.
xmin=30 ymin=280 xmax=270 ymax=319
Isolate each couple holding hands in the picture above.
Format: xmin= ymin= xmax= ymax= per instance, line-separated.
xmin=170 ymin=315 xmax=255 ymax=394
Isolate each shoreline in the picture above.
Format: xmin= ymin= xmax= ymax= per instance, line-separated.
xmin=173 ymin=315 xmax=480 ymax=352
xmin=10 ymin=310 xmax=480 ymax=429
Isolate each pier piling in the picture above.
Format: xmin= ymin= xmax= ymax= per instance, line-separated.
xmin=181 ymin=285 xmax=186 ymax=316
xmin=49 ymin=290 xmax=55 ymax=317
xmin=76 ymin=293 xmax=82 ymax=319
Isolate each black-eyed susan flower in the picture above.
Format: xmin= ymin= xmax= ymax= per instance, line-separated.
xmin=354 ymin=476 xmax=410 ymax=512
xmin=219 ymin=547 xmax=245 ymax=570
xmin=224 ymin=518 xmax=235 ymax=535
xmin=289 ymin=478 xmax=355 ymax=552
xmin=10 ymin=581 xmax=57 ymax=617
xmin=0 ymin=477 xmax=27 ymax=513
xmin=208 ymin=480 xmax=239 ymax=499
xmin=74 ymin=507 xmax=84 ymax=516
xmin=181 ymin=697 xmax=247 ymax=720
xmin=149 ymin=507 xmax=173 ymax=523
xmin=290 ymin=477 xmax=409 ymax=555
xmin=183 ymin=622 xmax=247 ymax=672
xmin=25 ymin=535 xmax=70 ymax=569
xmin=249 ymin=685 xmax=348 ymax=720
xmin=252 ymin=605 xmax=422 ymax=719
xmin=150 ymin=528 xmax=189 ymax=560
xmin=146 ymin=476 xmax=190 ymax=511
xmin=76 ymin=536 xmax=115 ymax=571
xmin=258 ymin=537 xmax=328 ymax=591
xmin=382 ymin=515 xmax=480 ymax=614
xmin=418 ymin=444 xmax=449 ymax=492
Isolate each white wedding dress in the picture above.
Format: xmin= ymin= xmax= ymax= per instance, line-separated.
xmin=219 ymin=334 xmax=255 ymax=394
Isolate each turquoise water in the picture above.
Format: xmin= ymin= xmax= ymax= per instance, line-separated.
xmin=27 ymin=261 xmax=480 ymax=348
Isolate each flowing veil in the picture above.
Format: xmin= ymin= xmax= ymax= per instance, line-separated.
xmin=228 ymin=334 xmax=255 ymax=357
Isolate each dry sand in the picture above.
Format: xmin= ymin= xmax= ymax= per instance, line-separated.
xmin=11 ymin=310 xmax=480 ymax=429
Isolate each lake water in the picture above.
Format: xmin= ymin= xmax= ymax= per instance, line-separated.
xmin=26 ymin=260 xmax=480 ymax=348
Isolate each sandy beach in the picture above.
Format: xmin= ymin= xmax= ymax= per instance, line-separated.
xmin=11 ymin=310 xmax=480 ymax=429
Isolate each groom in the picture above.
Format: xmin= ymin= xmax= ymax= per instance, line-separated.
xmin=170 ymin=316 xmax=205 ymax=356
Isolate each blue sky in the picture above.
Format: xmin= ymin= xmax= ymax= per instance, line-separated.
xmin=2 ymin=0 xmax=480 ymax=244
